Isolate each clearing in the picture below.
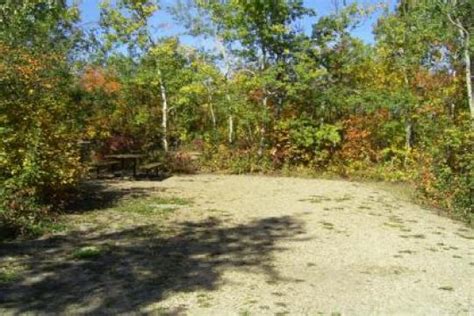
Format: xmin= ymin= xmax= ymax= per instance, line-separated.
xmin=0 ymin=174 xmax=473 ymax=315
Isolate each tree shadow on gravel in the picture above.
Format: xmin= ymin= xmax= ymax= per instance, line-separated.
xmin=0 ymin=215 xmax=306 ymax=314
xmin=64 ymin=181 xmax=168 ymax=214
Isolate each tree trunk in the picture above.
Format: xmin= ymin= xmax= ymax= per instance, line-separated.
xmin=226 ymin=93 xmax=233 ymax=144
xmin=258 ymin=49 xmax=267 ymax=156
xmin=216 ymin=37 xmax=235 ymax=144
xmin=258 ymin=95 xmax=267 ymax=157
xmin=228 ymin=114 xmax=233 ymax=144
xmin=405 ymin=121 xmax=413 ymax=149
xmin=207 ymin=88 xmax=216 ymax=129
xmin=461 ymin=30 xmax=473 ymax=119
xmin=158 ymin=70 xmax=168 ymax=152
xmin=275 ymin=94 xmax=283 ymax=119
xmin=446 ymin=6 xmax=473 ymax=120
xmin=258 ymin=125 xmax=266 ymax=156
xmin=402 ymin=67 xmax=414 ymax=150
xmin=210 ymin=103 xmax=216 ymax=129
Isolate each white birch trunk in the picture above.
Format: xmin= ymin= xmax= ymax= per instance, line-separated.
xmin=258 ymin=50 xmax=267 ymax=156
xmin=446 ymin=2 xmax=473 ymax=120
xmin=258 ymin=95 xmax=267 ymax=156
xmin=462 ymin=31 xmax=473 ymax=119
xmin=206 ymin=86 xmax=216 ymax=129
xmin=216 ymin=37 xmax=236 ymax=144
xmin=158 ymin=69 xmax=168 ymax=152
xmin=210 ymin=102 xmax=216 ymax=129
xmin=226 ymin=93 xmax=234 ymax=144
xmin=228 ymin=114 xmax=233 ymax=144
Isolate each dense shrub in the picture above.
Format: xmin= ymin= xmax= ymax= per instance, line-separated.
xmin=0 ymin=44 xmax=84 ymax=236
xmin=417 ymin=123 xmax=474 ymax=222
xmin=167 ymin=151 xmax=199 ymax=174
xmin=201 ymin=145 xmax=273 ymax=174
xmin=271 ymin=119 xmax=341 ymax=168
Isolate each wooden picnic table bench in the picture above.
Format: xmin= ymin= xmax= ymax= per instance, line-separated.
xmin=89 ymin=160 xmax=120 ymax=177
xmin=105 ymin=154 xmax=145 ymax=177
xmin=139 ymin=162 xmax=164 ymax=177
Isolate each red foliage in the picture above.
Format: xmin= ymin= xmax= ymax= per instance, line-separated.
xmin=97 ymin=135 xmax=137 ymax=156
xmin=338 ymin=109 xmax=390 ymax=162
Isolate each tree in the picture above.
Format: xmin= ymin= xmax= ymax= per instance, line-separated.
xmin=99 ymin=0 xmax=177 ymax=150
xmin=439 ymin=0 xmax=473 ymax=119
xmin=192 ymin=0 xmax=313 ymax=154
xmin=393 ymin=0 xmax=473 ymax=119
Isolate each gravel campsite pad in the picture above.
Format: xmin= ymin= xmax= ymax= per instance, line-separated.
xmin=1 ymin=175 xmax=473 ymax=315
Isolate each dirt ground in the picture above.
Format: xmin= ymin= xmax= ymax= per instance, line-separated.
xmin=1 ymin=174 xmax=473 ymax=315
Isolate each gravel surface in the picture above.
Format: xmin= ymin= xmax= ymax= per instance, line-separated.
xmin=1 ymin=174 xmax=473 ymax=315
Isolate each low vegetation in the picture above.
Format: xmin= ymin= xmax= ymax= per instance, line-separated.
xmin=114 ymin=196 xmax=192 ymax=215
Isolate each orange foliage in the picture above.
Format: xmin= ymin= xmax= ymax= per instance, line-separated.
xmin=413 ymin=69 xmax=453 ymax=96
xmin=248 ymin=88 xmax=263 ymax=103
xmin=247 ymin=88 xmax=275 ymax=110
xmin=415 ymin=102 xmax=444 ymax=117
xmin=338 ymin=109 xmax=390 ymax=162
xmin=0 ymin=43 xmax=62 ymax=90
xmin=80 ymin=66 xmax=121 ymax=94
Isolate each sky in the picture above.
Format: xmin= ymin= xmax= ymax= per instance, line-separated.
xmin=77 ymin=0 xmax=397 ymax=48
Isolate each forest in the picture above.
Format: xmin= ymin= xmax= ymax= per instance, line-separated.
xmin=0 ymin=0 xmax=473 ymax=236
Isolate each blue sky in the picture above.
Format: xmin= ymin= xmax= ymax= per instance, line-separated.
xmin=77 ymin=0 xmax=396 ymax=47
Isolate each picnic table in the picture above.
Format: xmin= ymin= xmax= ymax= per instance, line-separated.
xmin=105 ymin=154 xmax=145 ymax=177
xmin=89 ymin=160 xmax=120 ymax=177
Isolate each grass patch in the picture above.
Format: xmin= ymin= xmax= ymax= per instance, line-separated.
xmin=0 ymin=266 xmax=21 ymax=284
xmin=197 ymin=293 xmax=212 ymax=308
xmin=28 ymin=221 xmax=68 ymax=237
xmin=1 ymin=220 xmax=68 ymax=241
xmin=114 ymin=195 xmax=192 ymax=215
xmin=73 ymin=246 xmax=103 ymax=259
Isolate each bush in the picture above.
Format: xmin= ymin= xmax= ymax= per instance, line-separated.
xmin=201 ymin=144 xmax=272 ymax=174
xmin=417 ymin=123 xmax=474 ymax=222
xmin=0 ymin=183 xmax=46 ymax=237
xmin=0 ymin=44 xmax=84 ymax=236
xmin=271 ymin=119 xmax=341 ymax=168
xmin=167 ymin=151 xmax=199 ymax=174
